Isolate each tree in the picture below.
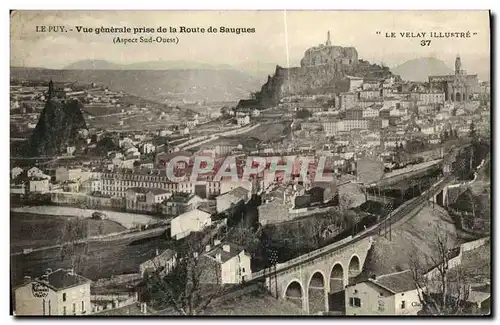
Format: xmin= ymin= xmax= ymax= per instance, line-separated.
xmin=58 ymin=217 xmax=90 ymax=273
xmin=409 ymin=225 xmax=470 ymax=315
xmin=143 ymin=232 xmax=227 ymax=315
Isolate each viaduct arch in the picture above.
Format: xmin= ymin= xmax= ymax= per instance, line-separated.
xmin=267 ymin=235 xmax=373 ymax=314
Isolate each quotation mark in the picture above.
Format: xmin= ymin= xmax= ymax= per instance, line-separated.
xmin=376 ymin=31 xmax=381 ymax=35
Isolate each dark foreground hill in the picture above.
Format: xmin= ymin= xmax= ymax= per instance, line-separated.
xmin=24 ymin=83 xmax=87 ymax=157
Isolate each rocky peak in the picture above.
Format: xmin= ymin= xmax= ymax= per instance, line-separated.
xmin=24 ymin=82 xmax=88 ymax=157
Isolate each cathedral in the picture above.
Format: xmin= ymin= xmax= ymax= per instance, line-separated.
xmin=428 ymin=55 xmax=479 ymax=102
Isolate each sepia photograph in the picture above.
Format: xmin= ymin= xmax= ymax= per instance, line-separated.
xmin=9 ymin=9 xmax=491 ymax=316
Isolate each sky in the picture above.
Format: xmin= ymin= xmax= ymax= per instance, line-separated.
xmin=10 ymin=10 xmax=491 ymax=79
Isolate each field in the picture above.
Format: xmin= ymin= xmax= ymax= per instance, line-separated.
xmin=10 ymin=206 xmax=158 ymax=229
xmin=10 ymin=232 xmax=173 ymax=285
xmin=232 ymin=120 xmax=291 ymax=143
xmin=10 ymin=212 xmax=127 ymax=253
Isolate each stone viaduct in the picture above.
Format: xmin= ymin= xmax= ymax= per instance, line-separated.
xmin=258 ymin=235 xmax=373 ymax=314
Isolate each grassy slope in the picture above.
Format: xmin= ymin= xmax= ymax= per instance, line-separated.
xmin=10 ymin=212 xmax=127 ymax=252
xmin=364 ymin=204 xmax=465 ymax=275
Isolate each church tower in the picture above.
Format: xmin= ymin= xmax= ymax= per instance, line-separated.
xmin=326 ymin=30 xmax=332 ymax=46
xmin=455 ymin=54 xmax=462 ymax=75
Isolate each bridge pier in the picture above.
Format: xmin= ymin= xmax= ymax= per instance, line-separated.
xmin=430 ymin=186 xmax=449 ymax=207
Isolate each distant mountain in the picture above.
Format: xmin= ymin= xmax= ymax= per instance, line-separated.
xmin=11 ymin=66 xmax=262 ymax=103
xmin=391 ymin=57 xmax=453 ymax=82
xmin=64 ymin=60 xmax=123 ymax=70
xmin=64 ymin=59 xmax=233 ymax=71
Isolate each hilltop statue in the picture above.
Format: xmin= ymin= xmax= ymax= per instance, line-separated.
xmin=326 ymin=30 xmax=332 ymax=46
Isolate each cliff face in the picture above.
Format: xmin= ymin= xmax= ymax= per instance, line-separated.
xmin=239 ymin=44 xmax=395 ymax=109
xmin=24 ymin=96 xmax=88 ymax=157
xmin=248 ymin=60 xmax=394 ymax=108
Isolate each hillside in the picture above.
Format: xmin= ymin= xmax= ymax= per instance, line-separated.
xmin=391 ymin=57 xmax=453 ymax=82
xmin=363 ymin=204 xmax=474 ymax=276
xmin=64 ymin=59 xmax=276 ymax=82
xmin=64 ymin=59 xmax=233 ymax=71
xmin=11 ymin=66 xmax=262 ymax=103
xmin=237 ymin=42 xmax=396 ymax=109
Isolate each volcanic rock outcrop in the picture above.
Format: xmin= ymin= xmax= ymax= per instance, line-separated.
xmin=24 ymin=80 xmax=88 ymax=157
xmin=238 ymin=31 xmax=396 ymax=109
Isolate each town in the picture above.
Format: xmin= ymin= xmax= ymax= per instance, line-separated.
xmin=10 ymin=29 xmax=491 ymax=316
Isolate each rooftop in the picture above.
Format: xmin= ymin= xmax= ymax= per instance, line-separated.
xmin=164 ymin=192 xmax=196 ymax=203
xmin=16 ymin=269 xmax=91 ymax=292
xmin=205 ymin=242 xmax=248 ymax=264
xmin=143 ymin=249 xmax=177 ymax=265
xmin=221 ymin=186 xmax=249 ymax=199
xmin=369 ymin=269 xmax=417 ymax=294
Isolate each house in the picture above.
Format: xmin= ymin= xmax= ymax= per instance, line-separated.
xmin=119 ymin=137 xmax=134 ymax=148
xmin=141 ymin=143 xmax=156 ymax=154
xmin=345 ymin=270 xmax=422 ymax=316
xmin=139 ymin=248 xmax=177 ymax=278
xmin=306 ymin=181 xmax=338 ymax=205
xmin=139 ymin=159 xmax=154 ymax=169
xmin=420 ymin=125 xmax=436 ymax=135
xmin=66 ymin=146 xmax=76 ymax=156
xmin=27 ymin=167 xmax=44 ymax=178
xmin=170 ymin=208 xmax=212 ymax=240
xmin=11 ymin=167 xmax=23 ymax=180
xmin=11 ymin=182 xmax=27 ymax=195
xmin=55 ymin=167 xmax=90 ymax=183
xmin=14 ymin=268 xmax=91 ymax=316
xmin=237 ymin=115 xmax=251 ymax=127
xmin=80 ymin=179 xmax=102 ymax=194
xmin=216 ymin=186 xmax=250 ymax=213
xmin=155 ymin=151 xmax=192 ymax=169
xmin=162 ymin=193 xmax=204 ymax=216
xmin=199 ymin=242 xmax=252 ymax=285
xmin=186 ymin=120 xmax=198 ymax=128
xmin=63 ymin=180 xmax=80 ymax=193
xmin=29 ymin=177 xmax=50 ymax=193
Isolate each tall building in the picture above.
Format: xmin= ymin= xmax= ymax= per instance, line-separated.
xmin=428 ymin=55 xmax=479 ymax=102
